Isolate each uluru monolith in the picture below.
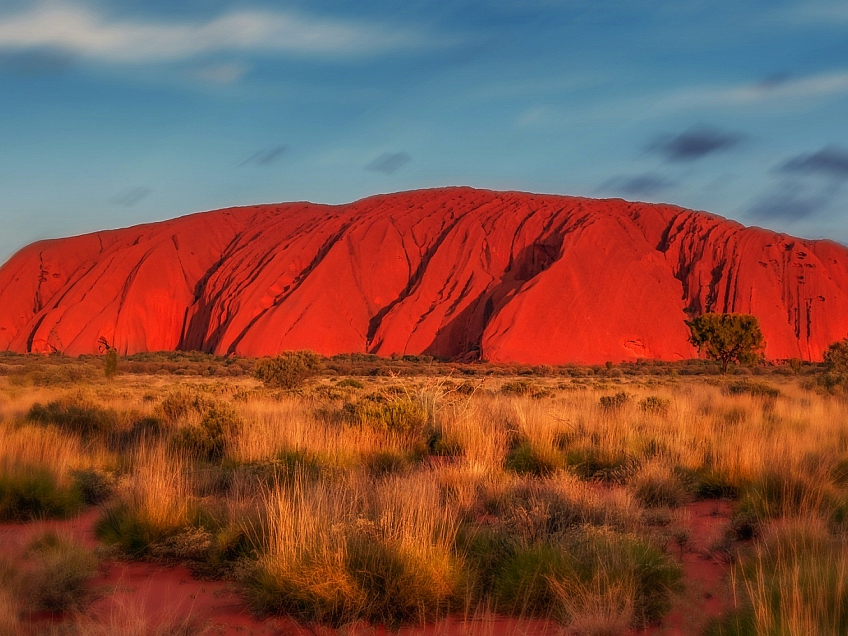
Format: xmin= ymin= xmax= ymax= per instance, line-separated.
xmin=1 ymin=187 xmax=847 ymax=363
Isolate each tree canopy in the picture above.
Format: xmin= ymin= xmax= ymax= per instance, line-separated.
xmin=686 ymin=313 xmax=765 ymax=374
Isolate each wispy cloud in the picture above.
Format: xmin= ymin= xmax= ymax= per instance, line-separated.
xmin=780 ymin=146 xmax=848 ymax=180
xmin=193 ymin=62 xmax=249 ymax=85
xmin=790 ymin=2 xmax=848 ymax=23
xmin=600 ymin=173 xmax=677 ymax=197
xmin=665 ymin=70 xmax=848 ymax=108
xmin=0 ymin=3 xmax=434 ymax=63
xmin=111 ymin=187 xmax=151 ymax=207
xmin=366 ymin=152 xmax=411 ymax=175
xmin=241 ymin=145 xmax=289 ymax=167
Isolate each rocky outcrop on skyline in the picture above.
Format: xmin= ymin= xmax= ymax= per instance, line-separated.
xmin=1 ymin=187 xmax=846 ymax=363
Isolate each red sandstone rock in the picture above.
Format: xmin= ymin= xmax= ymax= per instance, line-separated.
xmin=1 ymin=187 xmax=846 ymax=363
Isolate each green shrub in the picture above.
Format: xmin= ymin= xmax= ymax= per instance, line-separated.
xmin=505 ymin=442 xmax=562 ymax=477
xmin=343 ymin=396 xmax=427 ymax=434
xmin=366 ymin=450 xmax=412 ymax=477
xmin=250 ymin=531 xmax=463 ymax=628
xmin=95 ymin=504 xmax=178 ymax=557
xmin=631 ymin=465 xmax=686 ymax=508
xmin=28 ymin=396 xmax=117 ymax=436
xmin=336 ymin=378 xmax=365 ymax=389
xmin=170 ymin=404 xmax=241 ymax=461
xmin=26 ymin=533 xmax=98 ymax=612
xmin=599 ymin=392 xmax=629 ymax=410
xmin=0 ymin=467 xmax=83 ymax=521
xmin=639 ymin=396 xmax=670 ymax=414
xmin=501 ymin=380 xmax=552 ymax=398
xmin=424 ymin=427 xmax=462 ymax=457
xmin=690 ymin=469 xmax=741 ymax=500
xmin=565 ymin=448 xmax=636 ymax=483
xmin=254 ymin=351 xmax=322 ymax=390
xmin=725 ymin=381 xmax=780 ymax=399
xmin=493 ymin=543 xmax=571 ymax=616
xmin=490 ymin=530 xmax=681 ymax=626
xmin=501 ymin=380 xmax=533 ymax=396
xmin=71 ymin=468 xmax=114 ymax=505
xmin=158 ymin=388 xmax=215 ymax=422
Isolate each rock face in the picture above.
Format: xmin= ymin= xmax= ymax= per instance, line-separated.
xmin=1 ymin=187 xmax=847 ymax=363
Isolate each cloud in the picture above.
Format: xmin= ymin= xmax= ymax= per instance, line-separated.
xmin=665 ymin=70 xmax=848 ymax=108
xmin=0 ymin=48 xmax=74 ymax=75
xmin=0 ymin=3 xmax=433 ymax=63
xmin=241 ymin=145 xmax=288 ymax=166
xmin=647 ymin=126 xmax=745 ymax=162
xmin=193 ymin=62 xmax=248 ymax=85
xmin=111 ymin=187 xmax=151 ymax=207
xmin=600 ymin=173 xmax=676 ymax=196
xmin=791 ymin=2 xmax=848 ymax=23
xmin=748 ymin=183 xmax=832 ymax=220
xmin=365 ymin=152 xmax=411 ymax=175
xmin=780 ymin=146 xmax=848 ymax=180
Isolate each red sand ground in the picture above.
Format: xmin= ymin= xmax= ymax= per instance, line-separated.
xmin=1 ymin=187 xmax=847 ymax=363
xmin=1 ymin=500 xmax=733 ymax=635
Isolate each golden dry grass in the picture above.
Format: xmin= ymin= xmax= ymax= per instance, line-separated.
xmin=1 ymin=366 xmax=847 ymax=634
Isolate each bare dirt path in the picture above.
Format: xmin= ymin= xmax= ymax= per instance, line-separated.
xmin=632 ymin=500 xmax=733 ymax=635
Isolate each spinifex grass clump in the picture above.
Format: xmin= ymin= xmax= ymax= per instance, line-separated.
xmin=342 ymin=393 xmax=428 ymax=434
xmin=249 ymin=473 xmax=464 ymax=628
xmin=0 ymin=465 xmax=83 ymax=521
xmin=170 ymin=403 xmax=242 ymax=461
xmin=708 ymin=519 xmax=848 ymax=635
xmin=97 ymin=447 xmax=196 ymax=557
xmin=28 ymin=394 xmax=118 ymax=437
xmin=467 ymin=478 xmax=681 ymax=629
xmin=26 ymin=532 xmax=98 ymax=612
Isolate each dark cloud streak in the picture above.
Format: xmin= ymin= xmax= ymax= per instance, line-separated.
xmin=111 ymin=187 xmax=152 ymax=208
xmin=241 ymin=145 xmax=289 ymax=167
xmin=365 ymin=152 xmax=411 ymax=175
xmin=600 ymin=173 xmax=676 ymax=196
xmin=647 ymin=126 xmax=745 ymax=162
xmin=780 ymin=146 xmax=848 ymax=180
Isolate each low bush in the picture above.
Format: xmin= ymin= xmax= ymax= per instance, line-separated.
xmin=489 ymin=529 xmax=681 ymax=627
xmin=725 ymin=381 xmax=780 ymax=399
xmin=505 ymin=442 xmax=562 ymax=477
xmin=366 ymin=450 xmax=414 ymax=477
xmin=255 ymin=351 xmax=322 ymax=390
xmin=565 ymin=448 xmax=637 ymax=483
xmin=71 ymin=468 xmax=115 ymax=505
xmin=158 ymin=388 xmax=215 ymax=423
xmin=26 ymin=532 xmax=98 ymax=612
xmin=343 ymin=395 xmax=428 ymax=434
xmin=0 ymin=466 xmax=83 ymax=521
xmin=639 ymin=396 xmax=670 ymax=414
xmin=599 ymin=392 xmax=629 ymax=410
xmin=170 ymin=404 xmax=242 ymax=461
xmin=28 ymin=396 xmax=118 ymax=437
xmin=630 ymin=463 xmax=686 ymax=508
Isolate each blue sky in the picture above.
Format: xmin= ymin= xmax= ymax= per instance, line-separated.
xmin=1 ymin=0 xmax=848 ymax=262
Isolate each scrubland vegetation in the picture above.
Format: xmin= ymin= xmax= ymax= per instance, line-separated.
xmin=1 ymin=349 xmax=848 ymax=634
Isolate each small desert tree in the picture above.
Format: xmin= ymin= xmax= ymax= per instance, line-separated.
xmin=254 ymin=350 xmax=322 ymax=390
xmin=686 ymin=313 xmax=765 ymax=374
xmin=98 ymin=337 xmax=119 ymax=381
xmin=103 ymin=348 xmax=119 ymax=381
xmin=819 ymin=337 xmax=848 ymax=394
